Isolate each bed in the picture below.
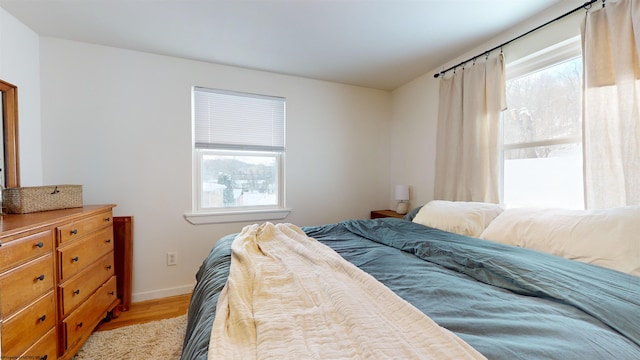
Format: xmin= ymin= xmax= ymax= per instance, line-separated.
xmin=181 ymin=202 xmax=640 ymax=359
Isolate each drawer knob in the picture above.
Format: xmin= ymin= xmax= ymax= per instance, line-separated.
xmin=105 ymin=217 xmax=111 ymax=222
xmin=41 ymin=355 xmax=48 ymax=360
xmin=39 ymin=314 xmax=47 ymax=322
xmin=71 ymin=229 xmax=78 ymax=235
xmin=77 ymin=321 xmax=83 ymax=328
xmin=73 ymin=289 xmax=81 ymax=295
xmin=106 ymin=265 xmax=112 ymax=270
xmin=36 ymin=274 xmax=45 ymax=281
xmin=109 ymin=291 xmax=115 ymax=296
xmin=72 ymin=256 xmax=79 ymax=262
xmin=106 ymin=238 xmax=112 ymax=243
xmin=35 ymin=241 xmax=44 ymax=248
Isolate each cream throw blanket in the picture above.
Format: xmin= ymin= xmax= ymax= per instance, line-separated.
xmin=209 ymin=223 xmax=486 ymax=359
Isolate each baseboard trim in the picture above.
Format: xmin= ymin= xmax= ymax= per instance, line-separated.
xmin=132 ymin=283 xmax=195 ymax=303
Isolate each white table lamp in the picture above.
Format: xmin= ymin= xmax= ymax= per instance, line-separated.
xmin=395 ymin=185 xmax=410 ymax=215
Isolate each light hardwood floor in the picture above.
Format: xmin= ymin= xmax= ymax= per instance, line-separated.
xmin=95 ymin=293 xmax=192 ymax=331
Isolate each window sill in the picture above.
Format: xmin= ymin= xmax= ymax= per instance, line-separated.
xmin=184 ymin=208 xmax=292 ymax=225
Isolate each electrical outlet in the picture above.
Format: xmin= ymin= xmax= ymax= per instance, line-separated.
xmin=167 ymin=252 xmax=177 ymax=266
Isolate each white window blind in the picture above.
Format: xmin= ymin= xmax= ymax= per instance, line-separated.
xmin=193 ymin=87 xmax=285 ymax=152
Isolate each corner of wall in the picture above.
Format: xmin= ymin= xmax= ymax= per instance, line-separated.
xmin=0 ymin=7 xmax=43 ymax=186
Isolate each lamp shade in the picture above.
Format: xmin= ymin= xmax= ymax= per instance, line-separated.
xmin=395 ymin=185 xmax=410 ymax=201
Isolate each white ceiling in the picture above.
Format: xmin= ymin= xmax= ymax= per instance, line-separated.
xmin=0 ymin=0 xmax=565 ymax=90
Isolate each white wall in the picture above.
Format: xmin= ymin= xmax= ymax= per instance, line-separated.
xmin=39 ymin=38 xmax=391 ymax=300
xmin=0 ymin=7 xmax=42 ymax=186
xmin=389 ymin=1 xmax=584 ymax=210
xmin=389 ymin=72 xmax=439 ymax=210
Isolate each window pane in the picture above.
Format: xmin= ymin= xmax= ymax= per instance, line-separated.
xmin=504 ymin=52 xmax=584 ymax=209
xmin=505 ymin=57 xmax=582 ymax=145
xmin=504 ymin=143 xmax=583 ymax=209
xmin=200 ymin=152 xmax=279 ymax=209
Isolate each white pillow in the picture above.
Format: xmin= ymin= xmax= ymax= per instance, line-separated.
xmin=479 ymin=206 xmax=640 ymax=276
xmin=412 ymin=200 xmax=504 ymax=237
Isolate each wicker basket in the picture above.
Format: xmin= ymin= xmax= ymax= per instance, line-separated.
xmin=3 ymin=185 xmax=83 ymax=214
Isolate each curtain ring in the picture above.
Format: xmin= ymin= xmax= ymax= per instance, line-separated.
xmin=602 ymin=0 xmax=605 ymax=8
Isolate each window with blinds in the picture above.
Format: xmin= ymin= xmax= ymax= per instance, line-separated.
xmin=192 ymin=87 xmax=286 ymax=213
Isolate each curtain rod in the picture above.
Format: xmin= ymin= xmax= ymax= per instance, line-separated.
xmin=434 ymin=0 xmax=602 ymax=78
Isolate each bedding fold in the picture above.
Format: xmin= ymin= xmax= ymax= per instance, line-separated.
xmin=208 ymin=222 xmax=486 ymax=360
xmin=341 ymin=218 xmax=640 ymax=348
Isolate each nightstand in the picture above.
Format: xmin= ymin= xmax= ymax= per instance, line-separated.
xmin=370 ymin=210 xmax=405 ymax=219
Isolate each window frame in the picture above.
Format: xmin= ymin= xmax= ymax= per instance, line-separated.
xmin=501 ymin=36 xmax=584 ymax=208
xmin=194 ymin=149 xmax=285 ymax=212
xmin=185 ymin=88 xmax=291 ymax=225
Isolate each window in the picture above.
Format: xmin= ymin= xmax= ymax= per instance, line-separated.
xmin=503 ymin=37 xmax=584 ymax=209
xmin=186 ymin=87 xmax=289 ymax=224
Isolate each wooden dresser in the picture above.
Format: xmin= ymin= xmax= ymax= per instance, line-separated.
xmin=0 ymin=205 xmax=119 ymax=360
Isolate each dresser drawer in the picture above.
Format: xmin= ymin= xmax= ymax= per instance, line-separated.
xmin=60 ymin=251 xmax=115 ymax=316
xmin=63 ymin=276 xmax=117 ymax=351
xmin=1 ymin=291 xmax=56 ymax=356
xmin=20 ymin=327 xmax=57 ymax=360
xmin=58 ymin=226 xmax=114 ymax=280
xmin=57 ymin=210 xmax=113 ymax=244
xmin=0 ymin=230 xmax=53 ymax=273
xmin=0 ymin=255 xmax=54 ymax=316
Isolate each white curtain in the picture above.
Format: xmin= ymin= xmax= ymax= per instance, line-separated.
xmin=582 ymin=0 xmax=640 ymax=208
xmin=434 ymin=54 xmax=506 ymax=203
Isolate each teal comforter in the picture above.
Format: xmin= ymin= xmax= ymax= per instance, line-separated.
xmin=181 ymin=218 xmax=640 ymax=359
